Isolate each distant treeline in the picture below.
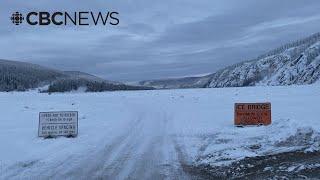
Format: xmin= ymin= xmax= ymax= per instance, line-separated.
xmin=42 ymin=78 xmax=154 ymax=93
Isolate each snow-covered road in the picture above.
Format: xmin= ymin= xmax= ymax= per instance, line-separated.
xmin=0 ymin=90 xmax=192 ymax=179
xmin=0 ymin=84 xmax=319 ymax=179
xmin=62 ymin=107 xmax=189 ymax=180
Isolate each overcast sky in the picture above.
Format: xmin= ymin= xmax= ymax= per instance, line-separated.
xmin=1 ymin=0 xmax=320 ymax=82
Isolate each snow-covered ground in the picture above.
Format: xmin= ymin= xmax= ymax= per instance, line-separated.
xmin=0 ymin=84 xmax=319 ymax=179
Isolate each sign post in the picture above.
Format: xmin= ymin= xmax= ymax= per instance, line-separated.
xmin=234 ymin=103 xmax=271 ymax=126
xmin=38 ymin=111 xmax=78 ymax=138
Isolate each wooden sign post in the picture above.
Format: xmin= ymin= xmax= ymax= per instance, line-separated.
xmin=234 ymin=103 xmax=271 ymax=126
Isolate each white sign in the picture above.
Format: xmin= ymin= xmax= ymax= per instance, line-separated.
xmin=38 ymin=111 xmax=78 ymax=137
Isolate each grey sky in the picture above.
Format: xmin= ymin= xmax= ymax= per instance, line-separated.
xmin=1 ymin=0 xmax=320 ymax=82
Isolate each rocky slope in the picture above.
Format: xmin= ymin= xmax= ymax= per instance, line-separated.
xmin=139 ymin=33 xmax=320 ymax=89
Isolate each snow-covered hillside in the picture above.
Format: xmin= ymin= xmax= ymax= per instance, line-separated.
xmin=0 ymin=60 xmax=152 ymax=92
xmin=0 ymin=59 xmax=66 ymax=91
xmin=139 ymin=33 xmax=320 ymax=89
xmin=0 ymin=84 xmax=319 ymax=179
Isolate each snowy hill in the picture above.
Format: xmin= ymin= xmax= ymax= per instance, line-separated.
xmin=139 ymin=76 xmax=211 ymax=89
xmin=0 ymin=84 xmax=319 ymax=179
xmin=0 ymin=60 xmax=152 ymax=92
xmin=0 ymin=59 xmax=66 ymax=91
xmin=139 ymin=33 xmax=320 ymax=89
xmin=63 ymin=71 xmax=107 ymax=82
xmin=63 ymin=71 xmax=120 ymax=84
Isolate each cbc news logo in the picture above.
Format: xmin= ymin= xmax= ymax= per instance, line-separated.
xmin=11 ymin=12 xmax=24 ymax=25
xmin=10 ymin=11 xmax=119 ymax=26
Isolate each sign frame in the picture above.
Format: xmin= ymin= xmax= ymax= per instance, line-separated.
xmin=38 ymin=111 xmax=78 ymax=138
xmin=234 ymin=102 xmax=271 ymax=126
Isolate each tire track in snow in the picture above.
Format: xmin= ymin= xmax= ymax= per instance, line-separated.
xmin=2 ymin=106 xmax=193 ymax=180
xmin=63 ymin=112 xmax=147 ymax=179
xmin=95 ymin=109 xmax=190 ymax=180
xmin=1 ymin=113 xmax=145 ymax=180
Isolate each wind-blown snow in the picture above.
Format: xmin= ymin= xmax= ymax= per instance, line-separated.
xmin=0 ymin=84 xmax=319 ymax=179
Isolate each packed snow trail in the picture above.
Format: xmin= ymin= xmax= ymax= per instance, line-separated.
xmin=0 ymin=84 xmax=319 ymax=179
xmin=0 ymin=97 xmax=191 ymax=179
xmin=66 ymin=107 xmax=190 ymax=179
